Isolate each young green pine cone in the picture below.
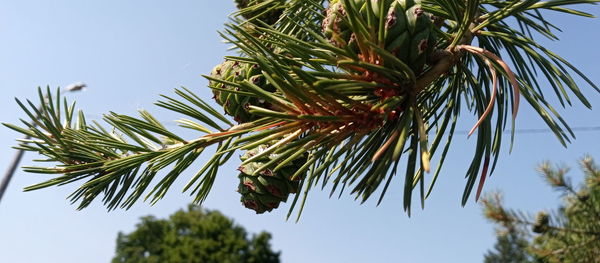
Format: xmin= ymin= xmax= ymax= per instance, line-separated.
xmin=234 ymin=0 xmax=284 ymax=25
xmin=208 ymin=60 xmax=275 ymax=123
xmin=323 ymin=0 xmax=437 ymax=74
xmin=237 ymin=143 xmax=306 ymax=214
xmin=532 ymin=211 xmax=550 ymax=233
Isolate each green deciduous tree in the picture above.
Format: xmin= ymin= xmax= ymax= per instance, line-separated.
xmin=5 ymin=0 xmax=599 ymax=217
xmin=482 ymin=156 xmax=600 ymax=263
xmin=112 ymin=205 xmax=280 ymax=263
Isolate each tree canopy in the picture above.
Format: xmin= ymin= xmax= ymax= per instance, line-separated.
xmin=112 ymin=205 xmax=280 ymax=263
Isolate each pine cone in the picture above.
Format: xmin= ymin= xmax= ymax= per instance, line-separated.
xmin=532 ymin=211 xmax=550 ymax=233
xmin=209 ymin=60 xmax=274 ymax=123
xmin=234 ymin=0 xmax=284 ymax=25
xmin=237 ymin=142 xmax=305 ymax=214
xmin=323 ymin=0 xmax=437 ymax=73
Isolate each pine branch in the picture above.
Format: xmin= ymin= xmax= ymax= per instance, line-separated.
xmin=4 ymin=87 xmax=247 ymax=210
xmin=6 ymin=0 xmax=600 ymax=216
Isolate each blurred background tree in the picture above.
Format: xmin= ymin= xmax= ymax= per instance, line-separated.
xmin=482 ymin=156 xmax=600 ymax=263
xmin=484 ymin=225 xmax=534 ymax=263
xmin=112 ymin=205 xmax=280 ymax=263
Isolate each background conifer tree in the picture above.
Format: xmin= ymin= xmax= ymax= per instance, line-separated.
xmin=482 ymin=156 xmax=600 ymax=263
xmin=484 ymin=225 xmax=535 ymax=263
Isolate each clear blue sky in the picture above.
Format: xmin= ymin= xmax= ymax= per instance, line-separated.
xmin=0 ymin=1 xmax=599 ymax=262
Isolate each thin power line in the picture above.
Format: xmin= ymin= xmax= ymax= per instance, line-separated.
xmin=79 ymin=115 xmax=600 ymax=134
xmin=159 ymin=122 xmax=599 ymax=135
xmin=454 ymin=126 xmax=600 ymax=135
